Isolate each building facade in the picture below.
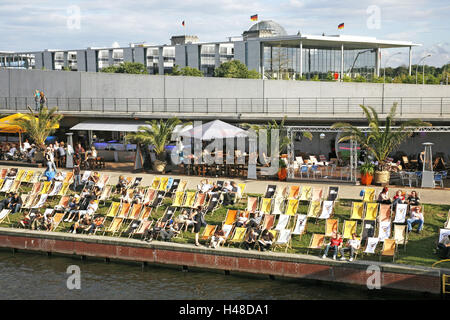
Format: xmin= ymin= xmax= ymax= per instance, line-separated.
xmin=0 ymin=20 xmax=419 ymax=80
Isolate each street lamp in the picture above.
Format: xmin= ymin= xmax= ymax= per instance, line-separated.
xmin=348 ymin=49 xmax=376 ymax=77
xmin=383 ymin=52 xmax=402 ymax=83
xmin=415 ymin=54 xmax=432 ymax=84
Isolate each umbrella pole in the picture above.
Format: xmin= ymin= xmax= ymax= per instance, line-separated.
xmin=19 ymin=131 xmax=22 ymax=151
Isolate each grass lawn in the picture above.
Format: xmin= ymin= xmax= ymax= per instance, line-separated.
xmin=1 ymin=184 xmax=450 ymax=269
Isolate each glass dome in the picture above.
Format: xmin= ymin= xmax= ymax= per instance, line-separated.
xmin=248 ymin=20 xmax=287 ymax=36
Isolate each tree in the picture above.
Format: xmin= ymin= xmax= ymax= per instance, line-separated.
xmin=331 ymin=103 xmax=431 ymax=172
xmin=180 ymin=66 xmax=203 ymax=77
xmin=13 ymin=106 xmax=63 ymax=149
xmin=170 ymin=64 xmax=182 ymax=76
xmin=213 ymin=60 xmax=261 ymax=79
xmin=101 ymin=62 xmax=148 ymax=74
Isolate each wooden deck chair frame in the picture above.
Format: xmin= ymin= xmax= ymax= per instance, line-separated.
xmin=350 ymin=202 xmax=364 ymax=220
xmin=380 ymin=238 xmax=397 ymax=262
xmin=307 ymin=234 xmax=325 ymax=255
xmin=273 ymin=229 xmax=292 ymax=253
xmin=0 ymin=209 xmax=11 ymax=224
xmin=393 ymin=224 xmax=408 ymax=252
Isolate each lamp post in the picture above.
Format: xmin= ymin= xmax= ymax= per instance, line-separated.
xmin=348 ymin=49 xmax=375 ymax=77
xmin=415 ymin=54 xmax=431 ymax=84
xmin=383 ymin=52 xmax=402 ymax=83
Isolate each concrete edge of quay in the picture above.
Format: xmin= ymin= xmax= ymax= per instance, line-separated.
xmin=0 ymin=227 xmax=446 ymax=295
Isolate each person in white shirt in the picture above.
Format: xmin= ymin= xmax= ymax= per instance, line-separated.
xmin=339 ymin=233 xmax=360 ymax=261
xmin=86 ymin=199 xmax=98 ymax=217
xmin=22 ymin=139 xmax=31 ymax=152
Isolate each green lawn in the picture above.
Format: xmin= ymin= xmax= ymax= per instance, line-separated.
xmin=1 ymin=185 xmax=450 ymax=269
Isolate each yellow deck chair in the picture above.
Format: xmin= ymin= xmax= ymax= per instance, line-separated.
xmin=51 ymin=213 xmax=65 ymax=231
xmin=311 ymin=188 xmax=323 ymax=202
xmin=200 ymin=225 xmax=217 ymax=241
xmin=364 ymin=202 xmax=379 ymax=221
xmin=238 ymin=183 xmax=246 ymax=195
xmin=363 ymin=188 xmax=376 ymax=202
xmin=23 ymin=171 xmax=34 ymax=183
xmin=260 ymin=198 xmax=273 ymax=215
xmin=343 ymin=220 xmax=358 ymax=239
xmin=58 ymin=183 xmax=70 ymax=196
xmin=307 ymin=234 xmax=325 ymax=254
xmin=307 ymin=200 xmax=322 ymax=218
xmin=40 ymin=181 xmax=51 ymax=194
xmin=285 ymin=199 xmax=299 ymax=216
xmin=0 ymin=178 xmax=4 ymax=190
xmin=325 ymin=219 xmax=339 ymax=237
xmin=117 ymin=202 xmax=131 ymax=219
xmin=288 ymin=185 xmax=300 ymax=200
xmin=105 ymin=218 xmax=123 ymax=235
xmin=350 ymin=202 xmax=364 ymax=220
xmin=224 ymin=209 xmax=238 ymax=226
xmin=247 ymin=197 xmax=258 ymax=213
xmin=150 ymin=177 xmax=161 ymax=190
xmin=172 ymin=191 xmax=185 ymax=207
xmin=299 ymin=186 xmax=312 ymax=201
xmin=183 ymin=191 xmax=196 ymax=208
xmin=177 ymin=180 xmax=187 ymax=193
xmin=15 ymin=169 xmax=26 ymax=182
xmin=227 ymin=227 xmax=247 ymax=246
xmin=380 ymin=238 xmax=397 ymax=262
xmin=378 ymin=204 xmax=392 ymax=222
xmin=106 ymin=202 xmax=121 ymax=218
xmin=158 ymin=177 xmax=169 ymax=191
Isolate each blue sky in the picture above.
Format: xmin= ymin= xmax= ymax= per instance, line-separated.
xmin=1 ymin=0 xmax=449 ymax=67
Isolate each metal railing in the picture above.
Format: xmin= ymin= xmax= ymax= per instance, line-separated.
xmin=1 ymin=96 xmax=450 ymax=116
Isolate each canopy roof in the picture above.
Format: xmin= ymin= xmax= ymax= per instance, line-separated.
xmin=179 ymin=120 xmax=247 ymax=140
xmin=0 ymin=113 xmax=59 ymax=133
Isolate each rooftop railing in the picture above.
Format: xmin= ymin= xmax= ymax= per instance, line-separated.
xmin=1 ymin=96 xmax=449 ymax=116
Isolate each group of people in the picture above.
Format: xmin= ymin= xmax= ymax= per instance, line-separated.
xmin=322 ymin=232 xmax=360 ymax=261
xmin=0 ymin=140 xmax=37 ymax=162
xmin=34 ymin=90 xmax=47 ymax=112
xmin=196 ymin=179 xmax=242 ymax=206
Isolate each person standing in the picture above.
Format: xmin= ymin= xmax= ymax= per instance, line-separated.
xmin=34 ymin=90 xmax=40 ymax=111
xmin=40 ymin=91 xmax=47 ymax=110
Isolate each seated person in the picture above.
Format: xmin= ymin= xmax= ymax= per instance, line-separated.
xmin=27 ymin=144 xmax=37 ymax=161
xmin=41 ymin=214 xmax=53 ymax=231
xmin=339 ymin=233 xmax=360 ymax=261
xmin=407 ymin=191 xmax=420 ymax=206
xmin=6 ymin=144 xmax=17 ymax=160
xmin=120 ymin=189 xmax=133 ymax=204
xmin=87 ymin=216 xmax=104 ymax=234
xmin=159 ymin=219 xmax=181 ymax=242
xmin=209 ymin=227 xmax=226 ymax=249
xmin=258 ymin=229 xmax=274 ymax=251
xmin=54 ymin=172 xmax=64 ymax=182
xmin=222 ymin=181 xmax=240 ymax=206
xmin=143 ymin=220 xmax=165 ymax=242
xmin=132 ymin=188 xmax=146 ymax=204
xmin=392 ymin=190 xmax=406 ymax=211
xmin=123 ymin=219 xmax=141 ymax=236
xmin=322 ymin=232 xmax=343 ymax=260
xmin=177 ymin=209 xmax=196 ymax=231
xmin=86 ymin=172 xmax=100 ymax=189
xmin=31 ymin=212 xmax=44 ymax=230
xmin=197 ymin=179 xmax=213 ymax=194
xmin=437 ymin=234 xmax=450 ymax=259
xmin=18 ymin=211 xmax=35 ymax=229
xmin=235 ymin=212 xmax=248 ymax=228
xmin=243 ymin=227 xmax=259 ymax=250
xmin=246 ymin=212 xmax=263 ymax=229
xmin=69 ymin=215 xmax=92 ymax=234
xmin=407 ymin=206 xmax=424 ymax=233
xmin=377 ymin=187 xmax=391 ymax=204
xmin=8 ymin=193 xmax=22 ymax=214
xmin=85 ymin=199 xmax=98 ymax=217
xmin=64 ymin=195 xmax=81 ymax=222
xmin=115 ymin=175 xmax=127 ymax=194
xmin=0 ymin=193 xmax=14 ymax=211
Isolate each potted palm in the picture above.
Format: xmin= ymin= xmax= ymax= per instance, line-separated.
xmin=332 ymin=103 xmax=431 ymax=185
xmin=125 ymin=118 xmax=189 ymax=173
xmin=359 ymin=162 xmax=375 ymax=185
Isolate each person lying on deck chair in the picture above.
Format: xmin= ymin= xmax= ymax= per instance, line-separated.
xmin=64 ymin=195 xmax=81 ymax=222
xmin=19 ymin=211 xmax=35 ymax=229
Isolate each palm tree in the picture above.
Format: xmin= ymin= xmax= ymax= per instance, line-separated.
xmin=13 ymin=106 xmax=63 ymax=149
xmin=125 ymin=118 xmax=190 ymax=172
xmin=332 ymin=103 xmax=431 ymax=183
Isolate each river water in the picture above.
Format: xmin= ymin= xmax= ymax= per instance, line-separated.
xmin=0 ymin=250 xmax=419 ymax=300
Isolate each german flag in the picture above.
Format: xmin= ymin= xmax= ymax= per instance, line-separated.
xmin=182 ymin=20 xmax=185 ymax=27
xmin=251 ymin=14 xmax=258 ymax=21
xmin=338 ymin=23 xmax=344 ymax=29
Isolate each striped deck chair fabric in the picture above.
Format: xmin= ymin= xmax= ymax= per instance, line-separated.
xmin=364 ymin=202 xmax=379 ymax=221
xmin=307 ymin=200 xmax=322 ymax=218
xmin=299 ymin=186 xmax=312 ymax=201
xmin=272 ymin=196 xmax=285 ymax=215
xmin=247 ymin=197 xmax=258 ymax=213
xmin=285 ymin=199 xmax=299 ymax=216
xmin=311 ymin=188 xmax=323 ymax=202
xmin=363 ymin=188 xmax=376 ymax=202
xmin=158 ymin=177 xmax=169 ymax=191
xmin=292 ymin=214 xmax=307 ymax=235
xmin=325 ymin=219 xmax=339 ymax=237
xmin=350 ymin=202 xmax=364 ymax=220
xmin=378 ymin=221 xmax=391 ymax=241
xmin=161 ymin=207 xmax=176 ymax=223
xmin=260 ymin=198 xmax=272 ymax=215
xmin=275 ymin=214 xmax=290 ymax=231
xmin=378 ymin=204 xmax=392 ymax=222
xmin=183 ymin=191 xmax=196 ymax=208
xmin=393 ymin=204 xmax=408 ymax=224
xmin=288 ymin=186 xmax=300 ymax=200
xmin=381 ymin=239 xmax=396 ymax=261
xmin=151 ymin=177 xmax=161 ymax=190
xmin=172 ymin=191 xmax=185 ymax=207
xmin=201 ymin=225 xmax=217 ymax=241
xmin=261 ymin=214 xmax=275 ymax=230
xmin=343 ymin=220 xmax=357 ymax=239
xmin=364 ymin=237 xmax=379 ymax=254
xmin=318 ymin=200 xmax=334 ymax=219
